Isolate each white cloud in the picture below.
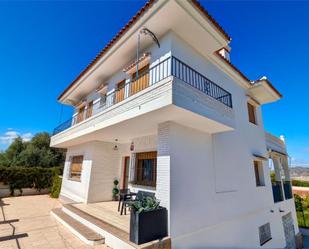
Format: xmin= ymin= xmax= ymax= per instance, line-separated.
xmin=0 ymin=129 xmax=33 ymax=145
xmin=21 ymin=133 xmax=33 ymax=142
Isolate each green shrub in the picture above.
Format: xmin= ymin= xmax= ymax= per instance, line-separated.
xmin=0 ymin=166 xmax=62 ymax=195
xmin=130 ymin=196 xmax=160 ymax=213
xmin=50 ymin=175 xmax=62 ymax=198
xmin=292 ymin=179 xmax=309 ymax=187
xmin=112 ymin=179 xmax=119 ymax=200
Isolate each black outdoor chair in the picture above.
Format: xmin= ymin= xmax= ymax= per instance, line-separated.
xmin=135 ymin=190 xmax=155 ymax=201
xmin=118 ymin=188 xmax=130 ymax=212
xmin=120 ymin=193 xmax=134 ymax=215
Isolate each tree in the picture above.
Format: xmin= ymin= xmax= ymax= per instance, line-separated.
xmin=0 ymin=153 xmax=10 ymax=167
xmin=294 ymin=194 xmax=306 ymax=227
xmin=5 ymin=137 xmax=24 ymax=162
xmin=0 ymin=132 xmax=65 ymax=168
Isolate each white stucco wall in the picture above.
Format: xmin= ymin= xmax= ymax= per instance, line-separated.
xmin=58 ymin=32 xmax=297 ymax=249
xmin=86 ymin=141 xmax=123 ymax=203
xmin=60 ymin=142 xmax=94 ymax=203
xmin=156 ymin=121 xmax=295 ymax=249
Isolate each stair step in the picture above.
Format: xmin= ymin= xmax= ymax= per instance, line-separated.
xmin=51 ymin=208 xmax=105 ymax=245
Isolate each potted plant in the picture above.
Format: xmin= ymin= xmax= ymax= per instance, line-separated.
xmin=112 ymin=179 xmax=119 ymax=201
xmin=129 ymin=196 xmax=168 ymax=245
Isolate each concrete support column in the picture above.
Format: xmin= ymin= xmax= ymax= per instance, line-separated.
xmin=281 ymin=156 xmax=291 ymax=181
xmin=272 ymin=156 xmax=282 ymax=181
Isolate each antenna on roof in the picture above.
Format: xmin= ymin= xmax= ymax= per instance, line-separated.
xmin=136 ymin=27 xmax=160 ymax=79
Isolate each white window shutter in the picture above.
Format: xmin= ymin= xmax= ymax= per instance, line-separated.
xmin=129 ymin=153 xmax=136 ymax=182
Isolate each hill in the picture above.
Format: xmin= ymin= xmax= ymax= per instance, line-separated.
xmin=290 ymin=166 xmax=309 ymax=181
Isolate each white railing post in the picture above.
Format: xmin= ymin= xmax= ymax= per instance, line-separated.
xmin=125 ymin=78 xmax=131 ymax=99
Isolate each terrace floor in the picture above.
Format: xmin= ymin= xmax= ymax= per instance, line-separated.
xmin=0 ymin=195 xmax=109 ymax=249
xmin=72 ymin=202 xmax=130 ymax=233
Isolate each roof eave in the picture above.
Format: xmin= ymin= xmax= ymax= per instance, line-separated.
xmin=57 ymin=0 xmax=232 ymax=102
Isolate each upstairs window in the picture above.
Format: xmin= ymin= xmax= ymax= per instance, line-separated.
xmin=247 ymin=102 xmax=257 ymax=125
xmin=253 ymin=160 xmax=265 ymax=187
xmin=130 ymin=64 xmax=150 ymax=95
xmin=69 ymin=155 xmax=83 ymax=181
xmin=259 ymin=223 xmax=272 ymax=246
xmin=77 ymin=106 xmax=85 ymax=124
xmin=115 ymin=79 xmax=126 ymax=103
xmin=86 ymin=101 xmax=93 ymax=119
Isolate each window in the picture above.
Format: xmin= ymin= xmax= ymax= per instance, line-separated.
xmin=69 ymin=155 xmax=83 ymax=181
xmin=247 ymin=102 xmax=257 ymax=125
xmin=134 ymin=151 xmax=157 ymax=187
xmin=259 ymin=223 xmax=272 ymax=246
xmin=86 ymin=101 xmax=93 ymax=118
xmin=115 ymin=79 xmax=126 ymax=103
xmin=100 ymin=93 xmax=107 ymax=106
xmin=130 ymin=64 xmax=150 ymax=95
xmin=132 ymin=64 xmax=149 ymax=81
xmin=254 ymin=160 xmax=265 ymax=187
xmin=77 ymin=106 xmax=85 ymax=123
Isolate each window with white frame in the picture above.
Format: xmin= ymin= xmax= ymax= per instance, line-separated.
xmin=259 ymin=223 xmax=272 ymax=246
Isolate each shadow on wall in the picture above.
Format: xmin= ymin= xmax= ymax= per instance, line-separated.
xmin=0 ymin=198 xmax=28 ymax=248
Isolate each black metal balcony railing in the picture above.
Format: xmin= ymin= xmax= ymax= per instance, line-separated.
xmin=171 ymin=57 xmax=232 ymax=108
xmin=283 ymin=181 xmax=293 ymax=200
xmin=53 ymin=56 xmax=232 ymax=135
xmin=272 ymin=181 xmax=284 ymax=203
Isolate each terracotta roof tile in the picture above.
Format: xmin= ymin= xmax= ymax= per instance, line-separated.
xmin=215 ymin=50 xmax=250 ymax=83
xmin=190 ymin=0 xmax=231 ymax=41
xmin=253 ymin=78 xmax=283 ymax=98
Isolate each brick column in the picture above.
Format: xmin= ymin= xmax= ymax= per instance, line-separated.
xmin=157 ymin=122 xmax=171 ymax=233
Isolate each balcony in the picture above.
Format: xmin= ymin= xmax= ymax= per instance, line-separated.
xmin=53 ymin=56 xmax=233 ymax=136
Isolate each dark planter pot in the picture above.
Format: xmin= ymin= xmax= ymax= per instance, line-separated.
xmin=130 ymin=207 xmax=168 ymax=245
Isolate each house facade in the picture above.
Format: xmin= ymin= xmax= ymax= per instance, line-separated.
xmin=51 ymin=0 xmax=299 ymax=248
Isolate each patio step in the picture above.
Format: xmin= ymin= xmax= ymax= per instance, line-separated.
xmin=51 ymin=208 xmax=105 ymax=246
xmin=62 ymin=204 xmax=171 ymax=249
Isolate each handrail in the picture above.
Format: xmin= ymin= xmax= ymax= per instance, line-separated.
xmin=171 ymin=57 xmax=232 ymax=108
xmin=53 ymin=56 xmax=232 ymax=135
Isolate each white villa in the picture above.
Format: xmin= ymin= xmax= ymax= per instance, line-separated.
xmin=50 ymin=0 xmax=300 ymax=248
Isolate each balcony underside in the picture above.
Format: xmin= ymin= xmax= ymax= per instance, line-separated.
xmin=51 ymin=102 xmax=233 ymax=148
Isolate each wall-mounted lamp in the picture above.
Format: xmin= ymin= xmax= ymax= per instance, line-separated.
xmin=113 ymin=139 xmax=119 ymax=151
xmin=130 ymin=142 xmax=134 ymax=151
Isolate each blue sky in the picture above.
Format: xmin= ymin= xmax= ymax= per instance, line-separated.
xmin=0 ymin=1 xmax=308 ymax=166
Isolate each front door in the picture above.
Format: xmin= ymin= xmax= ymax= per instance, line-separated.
xmin=122 ymin=156 xmax=130 ymax=189
xmin=282 ymin=212 xmax=296 ymax=249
